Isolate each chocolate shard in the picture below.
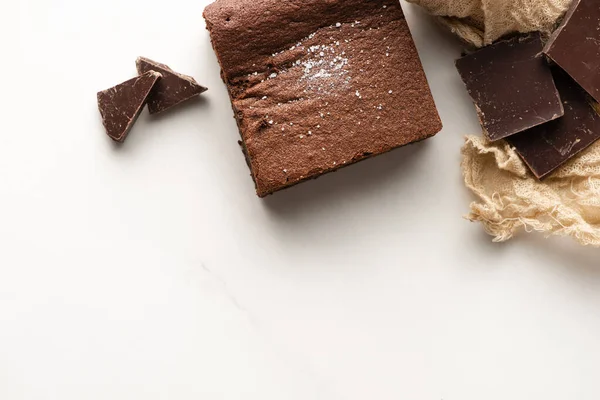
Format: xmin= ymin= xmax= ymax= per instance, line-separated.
xmin=544 ymin=0 xmax=600 ymax=105
xmin=136 ymin=57 xmax=207 ymax=114
xmin=97 ymin=71 xmax=162 ymax=143
xmin=456 ymin=33 xmax=564 ymax=142
xmin=506 ymin=69 xmax=600 ymax=180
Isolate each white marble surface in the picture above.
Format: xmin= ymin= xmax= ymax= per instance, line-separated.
xmin=2 ymin=1 xmax=600 ymax=399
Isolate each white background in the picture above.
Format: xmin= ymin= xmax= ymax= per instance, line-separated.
xmin=3 ymin=1 xmax=600 ymax=399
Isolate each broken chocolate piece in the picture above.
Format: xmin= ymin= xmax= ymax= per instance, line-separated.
xmin=544 ymin=0 xmax=600 ymax=104
xmin=456 ymin=33 xmax=564 ymax=142
xmin=506 ymin=69 xmax=600 ymax=180
xmin=136 ymin=57 xmax=207 ymax=114
xmin=203 ymin=0 xmax=442 ymax=197
xmin=97 ymin=71 xmax=162 ymax=143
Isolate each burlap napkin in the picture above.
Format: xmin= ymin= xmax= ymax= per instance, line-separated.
xmin=406 ymin=0 xmax=571 ymax=47
xmin=407 ymin=0 xmax=600 ymax=246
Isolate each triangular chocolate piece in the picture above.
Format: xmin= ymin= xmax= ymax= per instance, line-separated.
xmin=136 ymin=57 xmax=208 ymax=114
xmin=97 ymin=71 xmax=162 ymax=142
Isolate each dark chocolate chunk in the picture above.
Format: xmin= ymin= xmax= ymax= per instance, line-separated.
xmin=136 ymin=57 xmax=207 ymax=114
xmin=506 ymin=69 xmax=600 ymax=180
xmin=544 ymin=0 xmax=600 ymax=105
xmin=97 ymin=71 xmax=162 ymax=143
xmin=203 ymin=0 xmax=442 ymax=197
xmin=456 ymin=33 xmax=564 ymax=142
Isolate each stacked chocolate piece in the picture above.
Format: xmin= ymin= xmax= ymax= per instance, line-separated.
xmin=456 ymin=0 xmax=600 ymax=179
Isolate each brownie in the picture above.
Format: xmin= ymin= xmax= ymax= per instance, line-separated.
xmin=204 ymin=0 xmax=442 ymax=197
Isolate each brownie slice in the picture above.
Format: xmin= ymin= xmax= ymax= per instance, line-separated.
xmin=204 ymin=0 xmax=442 ymax=197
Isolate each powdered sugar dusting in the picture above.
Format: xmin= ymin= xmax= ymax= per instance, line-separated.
xmin=257 ymin=22 xmax=361 ymax=143
xmin=265 ymin=24 xmax=352 ymax=95
xmin=299 ymin=35 xmax=350 ymax=94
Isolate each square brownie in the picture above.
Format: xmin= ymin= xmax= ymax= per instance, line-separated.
xmin=204 ymin=0 xmax=442 ymax=197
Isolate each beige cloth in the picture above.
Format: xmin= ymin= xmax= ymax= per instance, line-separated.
xmin=408 ymin=0 xmax=600 ymax=246
xmin=406 ymin=0 xmax=571 ymax=47
xmin=462 ymin=136 xmax=600 ymax=246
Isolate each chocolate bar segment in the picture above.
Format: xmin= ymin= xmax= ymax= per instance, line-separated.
xmin=544 ymin=0 xmax=600 ymax=104
xmin=204 ymin=0 xmax=442 ymax=197
xmin=97 ymin=71 xmax=161 ymax=143
xmin=507 ymin=69 xmax=600 ymax=180
xmin=136 ymin=57 xmax=207 ymax=114
xmin=456 ymin=33 xmax=564 ymax=142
